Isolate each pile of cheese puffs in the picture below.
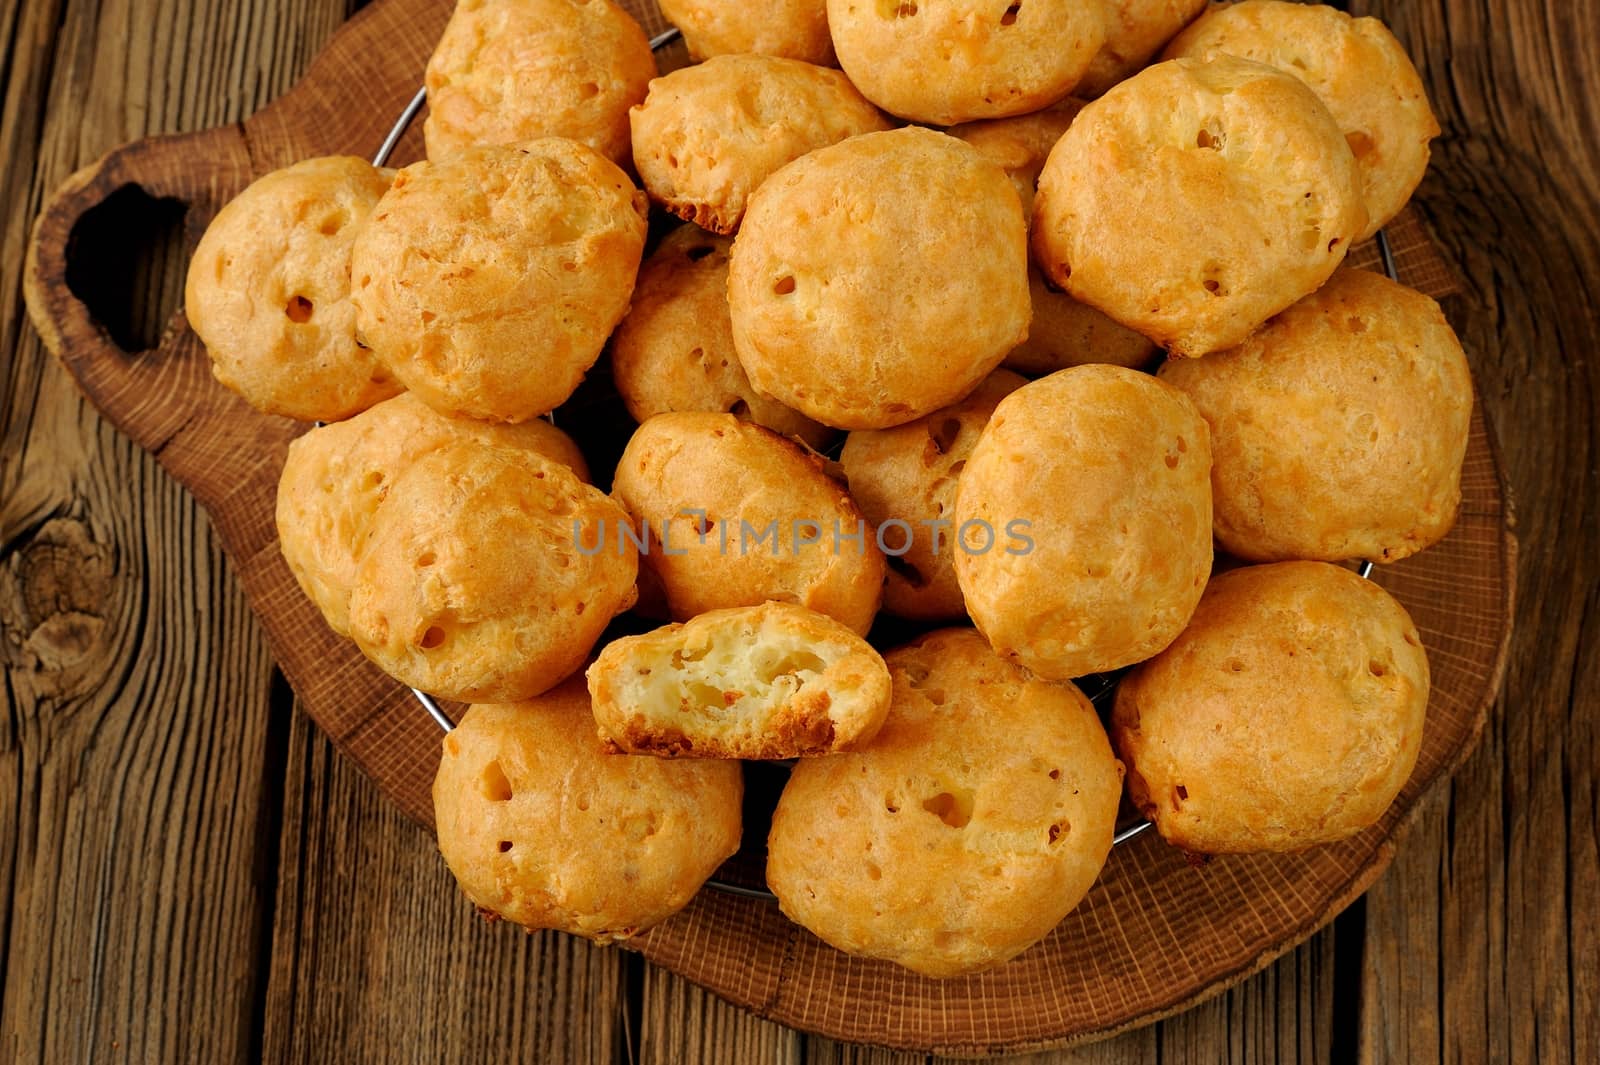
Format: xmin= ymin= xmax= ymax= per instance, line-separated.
xmin=185 ymin=0 xmax=1467 ymax=977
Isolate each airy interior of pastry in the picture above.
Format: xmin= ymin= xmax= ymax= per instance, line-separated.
xmin=588 ymin=601 xmax=892 ymax=758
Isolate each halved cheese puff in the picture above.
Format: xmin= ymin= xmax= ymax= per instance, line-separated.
xmin=587 ymin=602 xmax=891 ymax=759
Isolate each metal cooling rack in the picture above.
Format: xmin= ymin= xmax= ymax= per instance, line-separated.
xmin=367 ymin=29 xmax=1394 ymax=898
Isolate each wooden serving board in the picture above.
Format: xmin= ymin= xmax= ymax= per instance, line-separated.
xmin=22 ymin=0 xmax=1515 ymax=1054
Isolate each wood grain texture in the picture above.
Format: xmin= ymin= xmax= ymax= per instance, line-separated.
xmin=638 ymin=966 xmax=803 ymax=1065
xmin=0 ymin=2 xmax=357 ymax=1061
xmin=1348 ymin=4 xmax=1600 ymax=1064
xmin=1 ymin=1 xmax=624 ymax=1064
xmin=0 ymin=0 xmax=1590 ymax=1062
xmin=261 ymin=697 xmax=629 ymax=1065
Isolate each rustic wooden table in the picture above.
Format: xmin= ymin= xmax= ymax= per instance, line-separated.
xmin=1 ymin=0 xmax=1594 ymax=1061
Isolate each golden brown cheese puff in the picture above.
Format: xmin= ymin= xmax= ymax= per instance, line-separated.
xmin=1032 ymin=56 xmax=1366 ymax=357
xmin=433 ymin=681 xmax=743 ymax=942
xmin=611 ymin=226 xmax=833 ymax=450
xmin=729 ymin=127 xmax=1029 ymax=430
xmin=658 ymin=0 xmax=836 ymax=66
xmin=826 ymin=0 xmax=1106 ymax=125
xmin=839 ymin=370 xmax=1026 ymax=621
xmin=612 ymin=412 xmax=885 ymax=635
xmin=766 ymin=628 xmax=1124 ymax=978
xmin=275 ymin=393 xmax=588 ymax=636
xmin=1164 ymin=1 xmax=1438 ymax=238
xmin=424 ymin=0 xmax=655 ymax=165
xmin=1008 ymin=269 xmax=1157 ymax=374
xmin=947 ymin=100 xmax=1082 ymax=215
xmin=948 ymin=105 xmax=1157 ymax=373
xmin=184 ymin=156 xmax=400 ymax=422
xmin=1159 ymin=269 xmax=1472 ymax=564
xmin=629 ymin=54 xmax=890 ymax=235
xmin=351 ymin=141 xmax=648 ymax=424
xmin=347 ymin=442 xmax=636 ymax=702
xmin=587 ymin=602 xmax=892 ymax=758
xmin=1112 ymin=561 xmax=1429 ymax=854
xmin=955 ymin=365 xmax=1212 ymax=680
xmin=1076 ymin=0 xmax=1209 ymax=98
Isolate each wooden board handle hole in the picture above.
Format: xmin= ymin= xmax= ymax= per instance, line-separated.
xmin=64 ymin=183 xmax=190 ymax=354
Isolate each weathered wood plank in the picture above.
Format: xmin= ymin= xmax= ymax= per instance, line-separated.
xmin=1349 ymin=3 xmax=1600 ymax=1064
xmin=1150 ymin=925 xmax=1340 ymax=1065
xmin=1358 ymin=790 xmax=1446 ymax=1065
xmin=637 ymin=964 xmax=803 ymax=1065
xmin=806 ymin=1038 xmax=927 ymax=1065
xmin=260 ymin=701 xmax=629 ymax=1064
xmin=0 ymin=1 xmax=361 ymax=1062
